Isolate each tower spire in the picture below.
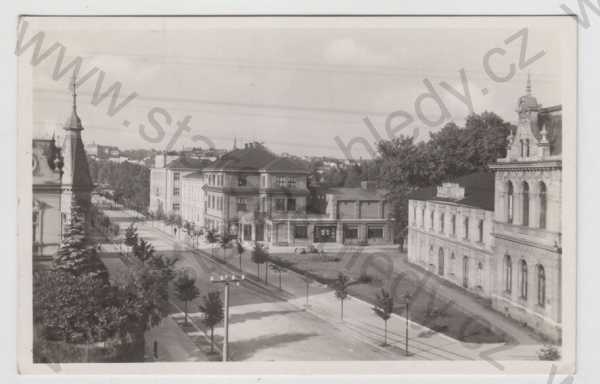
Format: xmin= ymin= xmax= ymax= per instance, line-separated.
xmin=70 ymin=73 xmax=78 ymax=112
xmin=65 ymin=73 xmax=83 ymax=131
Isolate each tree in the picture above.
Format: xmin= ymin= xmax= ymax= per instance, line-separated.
xmin=333 ymin=273 xmax=350 ymax=321
xmin=174 ymin=274 xmax=200 ymax=326
xmin=251 ymin=243 xmax=268 ymax=281
xmin=132 ymin=238 xmax=155 ymax=262
xmin=235 ymin=241 xmax=245 ymax=271
xmin=205 ymin=230 xmax=219 ymax=257
xmin=53 ymin=202 xmax=107 ymax=279
xmin=372 ymin=289 xmax=394 ymax=346
xmin=219 ymin=233 xmax=233 ymax=259
xmin=376 ymin=112 xmax=514 ymax=246
xmin=198 ymin=291 xmax=224 ymax=353
xmin=124 ymin=224 xmax=138 ymax=253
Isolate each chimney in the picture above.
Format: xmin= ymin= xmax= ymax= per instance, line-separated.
xmin=361 ymin=180 xmax=377 ymax=191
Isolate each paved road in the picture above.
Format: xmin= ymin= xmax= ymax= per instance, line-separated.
xmin=96 ymin=202 xmax=544 ymax=364
xmin=101 ymin=208 xmax=409 ymax=361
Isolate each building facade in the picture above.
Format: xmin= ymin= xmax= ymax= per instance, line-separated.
xmin=489 ymin=84 xmax=562 ymax=342
xmin=150 ymin=142 xmax=395 ymax=247
xmin=149 ymin=155 xmax=211 ymax=218
xmin=408 ymin=173 xmax=495 ymax=297
xmin=407 ymin=80 xmax=563 ymax=341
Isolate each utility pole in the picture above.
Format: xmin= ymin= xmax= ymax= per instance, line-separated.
xmin=210 ymin=274 xmax=245 ymax=362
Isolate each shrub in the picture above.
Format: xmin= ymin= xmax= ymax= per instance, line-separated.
xmin=537 ymin=344 xmax=560 ymax=361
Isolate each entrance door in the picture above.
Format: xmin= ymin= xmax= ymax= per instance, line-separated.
xmin=462 ymin=256 xmax=469 ymax=288
xmin=438 ymin=248 xmax=445 ymax=276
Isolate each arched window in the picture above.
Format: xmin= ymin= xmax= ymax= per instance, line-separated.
xmin=438 ymin=248 xmax=445 ymax=276
xmin=421 ymin=208 xmax=425 ymax=228
xmin=464 ymin=217 xmax=469 ymax=240
xmin=520 ymin=139 xmax=524 ymax=157
xmin=450 ymin=253 xmax=455 ymax=275
xmin=520 ymin=260 xmax=528 ymax=299
xmin=430 ymin=210 xmax=434 ymax=230
xmin=451 ymin=215 xmax=456 ymax=236
xmin=537 ymin=265 xmax=546 ymax=307
xmin=462 ymin=256 xmax=469 ymax=288
xmin=440 ymin=213 xmax=445 ymax=233
xmin=507 ymin=181 xmax=514 ymax=224
xmin=504 ymin=254 xmax=513 ymax=293
xmin=522 ymin=182 xmax=530 ymax=226
xmin=539 ymin=182 xmax=547 ymax=229
xmin=526 ymin=139 xmax=530 ymax=157
xmin=478 ymin=220 xmax=484 ymax=243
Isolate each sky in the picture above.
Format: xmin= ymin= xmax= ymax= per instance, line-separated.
xmin=23 ymin=16 xmax=571 ymax=159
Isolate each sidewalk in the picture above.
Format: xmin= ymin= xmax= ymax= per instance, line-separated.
xmin=92 ymin=224 xmax=209 ymax=362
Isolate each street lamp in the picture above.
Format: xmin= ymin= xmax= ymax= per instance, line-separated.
xmin=303 ymin=276 xmax=314 ymax=308
xmin=210 ymin=273 xmax=245 ymax=362
xmin=403 ymin=293 xmax=412 ymax=356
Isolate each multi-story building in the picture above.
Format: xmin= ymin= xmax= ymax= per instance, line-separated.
xmin=407 ymin=79 xmax=562 ymax=341
xmin=407 ymin=172 xmax=495 ymax=297
xmin=149 ymin=155 xmax=211 ymax=217
xmin=151 ymin=142 xmax=395 ymax=246
xmin=489 ymin=83 xmax=563 ymax=342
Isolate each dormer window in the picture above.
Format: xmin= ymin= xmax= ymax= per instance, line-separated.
xmin=525 ymin=139 xmax=530 ymax=157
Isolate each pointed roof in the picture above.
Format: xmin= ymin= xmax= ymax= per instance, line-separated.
xmin=64 ymin=74 xmax=83 ymax=131
xmin=60 ymin=74 xmax=93 ymax=190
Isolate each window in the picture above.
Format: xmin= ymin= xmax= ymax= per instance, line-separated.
xmin=173 ymin=187 xmax=180 ymax=196
xmin=440 ymin=213 xmax=445 ymax=233
xmin=218 ymin=175 xmax=223 ymax=186
xmin=421 ymin=208 xmax=425 ymax=228
xmin=275 ymin=176 xmax=286 ymax=187
xmin=526 ymin=139 xmax=530 ymax=157
xmin=522 ymin=182 xmax=530 ymax=226
xmin=464 ymin=217 xmax=469 ymax=240
xmin=430 ymin=210 xmax=434 ymax=230
xmin=237 ymin=198 xmax=247 ymax=212
xmin=539 ymin=182 xmax=547 ymax=229
xmin=173 ymin=203 xmax=180 ymax=211
xmin=520 ymin=139 xmax=524 ymax=157
xmin=367 ymin=226 xmax=384 ymax=239
xmin=537 ymin=265 xmax=546 ymax=307
xmin=287 ymin=177 xmax=296 ymax=188
xmin=507 ymin=181 xmax=514 ymax=224
xmin=294 ymin=225 xmax=308 ymax=239
xmin=287 ymin=198 xmax=296 ymax=211
xmin=478 ymin=220 xmax=484 ymax=243
xmin=343 ymin=225 xmax=358 ymax=239
xmin=260 ymin=196 xmax=267 ymax=212
xmin=275 ymin=198 xmax=285 ymax=211
xmin=451 ymin=215 xmax=456 ymax=236
xmin=520 ymin=260 xmax=528 ymax=299
xmin=238 ymin=175 xmax=247 ymax=186
xmin=504 ymin=255 xmax=513 ymax=293
xmin=413 ymin=206 xmax=417 ymax=225
xmin=261 ymin=175 xmax=267 ymax=188
xmin=173 ymin=172 xmax=180 ymax=182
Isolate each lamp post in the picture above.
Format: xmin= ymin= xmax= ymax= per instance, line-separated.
xmin=403 ymin=293 xmax=411 ymax=356
xmin=210 ymin=273 xmax=245 ymax=362
xmin=303 ymin=276 xmax=313 ymax=308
